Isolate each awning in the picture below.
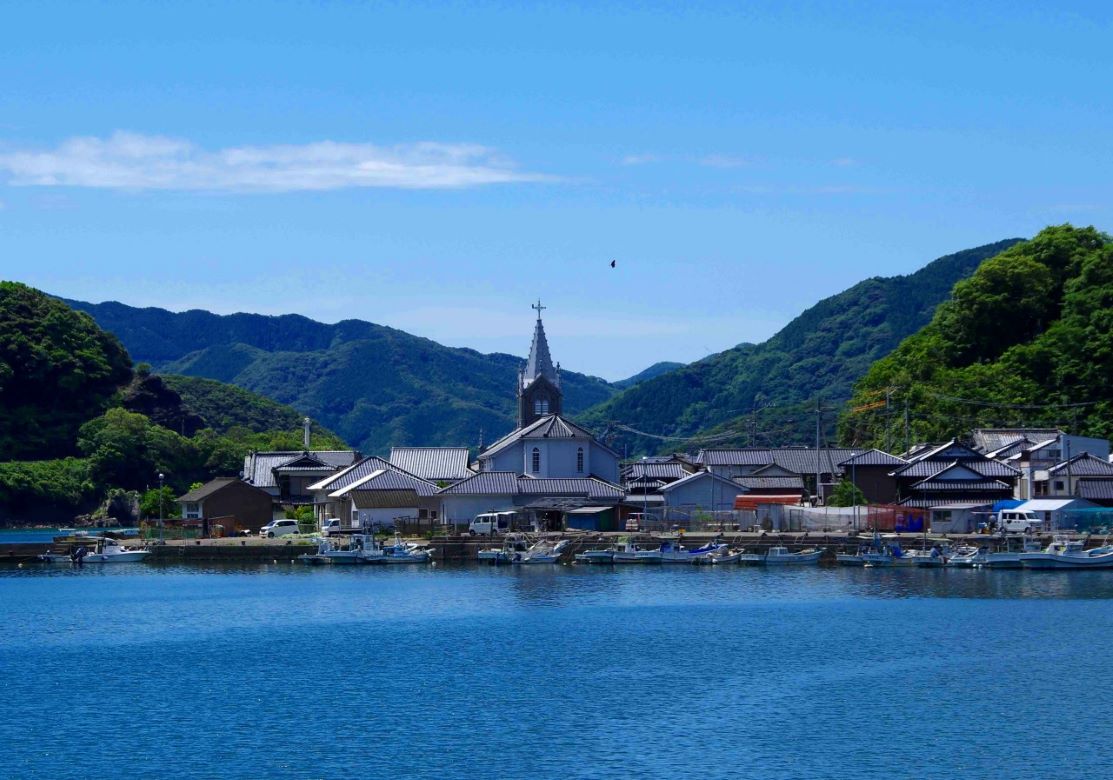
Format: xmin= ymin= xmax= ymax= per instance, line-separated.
xmin=566 ymin=506 xmax=614 ymax=515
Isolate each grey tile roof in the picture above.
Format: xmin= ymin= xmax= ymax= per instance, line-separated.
xmin=892 ymin=457 xmax=1019 ymax=479
xmin=622 ymin=462 xmax=690 ymax=480
xmin=389 ymin=447 xmax=474 ymax=481
xmin=973 ymin=428 xmax=1063 ymax=453
xmin=838 ymin=449 xmax=908 ymax=467
xmin=308 ymin=456 xmax=399 ymax=492
xmin=1048 ymin=453 xmax=1113 ymax=476
xmin=177 ymin=477 xmax=253 ymax=502
xmin=242 ymin=450 xmax=358 ymax=488
xmin=439 ymin=471 xmax=521 ymax=495
xmin=516 ymin=477 xmax=625 ymax=500
xmin=698 ymin=447 xmax=861 ymax=475
xmin=480 ymin=414 xmax=616 ymax=459
xmin=349 ymin=469 xmax=439 ymax=497
xmin=697 ymin=448 xmax=773 ymax=466
xmin=658 ymin=470 xmax=746 ymax=493
xmin=1078 ymin=479 xmax=1113 ymax=500
xmin=898 ymin=497 xmax=993 ymax=508
xmin=911 ymin=479 xmax=1012 ymax=491
xmin=733 ymin=475 xmax=806 ymax=490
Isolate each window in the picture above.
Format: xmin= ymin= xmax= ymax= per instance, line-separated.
xmin=1054 ymin=480 xmax=1065 ymax=492
xmin=534 ymin=397 xmax=549 ymax=415
xmin=577 ymin=447 xmax=584 ymax=473
xmin=531 ymin=447 xmax=541 ymax=473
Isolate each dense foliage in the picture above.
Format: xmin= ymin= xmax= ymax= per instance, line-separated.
xmin=161 ymin=374 xmax=306 ymax=434
xmin=0 ymin=283 xmax=132 ymax=459
xmin=67 ymin=301 xmax=620 ymax=454
xmin=613 ymin=362 xmax=686 ymax=389
xmin=841 ymin=226 xmax=1113 ymax=447
xmin=577 ymin=239 xmax=1023 ymax=454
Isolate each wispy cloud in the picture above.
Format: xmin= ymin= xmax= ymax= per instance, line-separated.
xmin=621 ymin=153 xmax=663 ymax=166
xmin=829 ymin=157 xmax=858 ymax=167
xmin=0 ymin=132 xmax=554 ymax=192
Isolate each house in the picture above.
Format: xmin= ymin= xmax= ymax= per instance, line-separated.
xmin=929 ymin=502 xmax=993 ymax=534
xmin=657 ymin=470 xmax=747 ymax=516
xmin=347 ymin=469 xmax=441 ymax=530
xmin=890 ymin=440 xmax=1020 ymax=508
xmin=389 ymin=447 xmax=474 ymax=484
xmin=242 ymin=448 xmax=361 ymax=519
xmin=984 ymin=431 xmax=1112 ymax=499
xmin=837 ymin=449 xmax=906 ymax=504
xmin=438 ymin=471 xmax=625 ymax=531
xmin=475 ymin=304 xmax=620 ymax=484
xmin=306 ymin=455 xmax=399 ymax=527
xmin=177 ymin=478 xmax=274 ymax=534
xmin=1032 ymin=453 xmax=1113 ymax=498
xmin=697 ymin=447 xmax=862 ymax=501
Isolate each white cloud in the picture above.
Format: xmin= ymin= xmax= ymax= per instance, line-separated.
xmin=0 ymin=132 xmax=554 ymax=192
xmin=621 ymin=153 xmax=663 ymax=166
xmin=698 ymin=154 xmax=749 ymax=169
xmin=830 ymin=157 xmax=858 ymax=167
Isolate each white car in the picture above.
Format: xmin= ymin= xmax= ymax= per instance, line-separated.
xmin=320 ymin=518 xmax=342 ymax=536
xmin=260 ymin=519 xmax=301 ymax=538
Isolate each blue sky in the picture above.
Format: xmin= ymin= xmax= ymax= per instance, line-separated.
xmin=1 ymin=1 xmax=1110 ymax=380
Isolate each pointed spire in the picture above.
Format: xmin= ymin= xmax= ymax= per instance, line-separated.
xmin=523 ymin=301 xmax=558 ymax=388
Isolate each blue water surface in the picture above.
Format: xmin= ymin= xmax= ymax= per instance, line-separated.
xmin=2 ymin=563 xmax=1111 ymax=780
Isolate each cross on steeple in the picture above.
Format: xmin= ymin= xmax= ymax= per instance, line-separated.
xmin=532 ymin=299 xmax=546 ymax=319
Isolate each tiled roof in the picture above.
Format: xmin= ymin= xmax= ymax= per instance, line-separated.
xmin=480 ymin=414 xmax=616 ymax=459
xmin=698 ymin=447 xmax=861 ymax=474
xmin=899 ymin=497 xmax=995 ymax=508
xmin=658 ymin=470 xmax=746 ymax=493
xmin=733 ymin=476 xmax=806 ymax=490
xmin=911 ymin=479 xmax=1012 ymax=491
xmin=973 ymin=428 xmax=1063 ymax=453
xmin=389 ymin=447 xmax=474 ymax=481
xmin=1047 ymin=453 xmax=1113 ymax=476
xmin=622 ymin=462 xmax=690 ymax=480
xmin=308 ymin=456 xmax=398 ymax=492
xmin=438 ymin=471 xmax=521 ymax=495
xmin=892 ymin=458 xmax=1019 ymax=479
xmin=348 ymin=469 xmax=439 ymax=497
xmin=177 ymin=478 xmax=258 ymax=502
xmin=838 ymin=449 xmax=908 ymax=467
xmin=697 ymin=448 xmax=774 ymax=466
xmin=1078 ymin=479 xmax=1113 ymax=500
xmin=242 ymin=450 xmax=359 ymax=488
xmin=516 ymin=476 xmax=625 ymax=500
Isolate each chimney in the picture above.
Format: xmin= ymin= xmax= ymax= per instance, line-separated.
xmin=303 ymin=417 xmax=311 ymax=451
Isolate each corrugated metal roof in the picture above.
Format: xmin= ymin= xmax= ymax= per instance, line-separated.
xmin=439 ymin=471 xmax=521 ymax=495
xmin=1017 ymin=498 xmax=1097 ymax=511
xmin=389 ymin=447 xmax=474 ymax=481
xmin=243 ymin=450 xmax=358 ymax=488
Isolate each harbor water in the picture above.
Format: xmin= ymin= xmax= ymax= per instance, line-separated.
xmin=2 ymin=563 xmax=1112 ymax=779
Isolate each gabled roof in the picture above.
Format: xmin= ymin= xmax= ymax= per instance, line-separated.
xmin=911 ymin=478 xmax=1012 ymax=492
xmin=439 ymin=471 xmax=521 ymax=495
xmin=697 ymin=448 xmax=773 ymax=467
xmin=906 ymin=440 xmax=984 ymax=463
xmin=1047 ymin=453 xmax=1113 ymax=477
xmin=838 ymin=449 xmax=908 ymax=467
xmin=891 ymin=448 xmax=1020 ymax=479
xmin=480 ymin=414 xmax=617 ymax=459
xmin=622 ymin=461 xmax=691 ymax=481
xmin=177 ymin=477 xmax=267 ymax=503
xmin=243 ymin=450 xmax=359 ymax=488
xmin=307 ymin=456 xmax=399 ymax=492
xmin=751 ymin=463 xmax=800 ymax=477
xmin=347 ymin=468 xmax=439 ymax=497
xmin=658 ymin=470 xmax=747 ymax=493
xmin=733 ymin=475 xmax=806 ymax=491
xmin=973 ymin=428 xmax=1063 ymax=454
xmin=697 ymin=447 xmax=861 ymax=474
xmin=389 ymin=447 xmax=474 ymax=481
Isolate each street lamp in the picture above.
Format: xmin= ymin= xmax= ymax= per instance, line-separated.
xmin=158 ymin=472 xmax=165 ymax=544
xmin=642 ymin=456 xmax=648 ymax=530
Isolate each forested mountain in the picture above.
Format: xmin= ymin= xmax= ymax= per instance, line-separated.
xmin=842 ymin=225 xmax=1113 ymax=447
xmin=0 ymin=283 xmax=345 ymax=525
xmin=576 ymin=238 xmax=1024 ymax=454
xmin=66 ymin=301 xmax=620 ymax=454
xmin=614 ymin=362 xmax=686 ymax=389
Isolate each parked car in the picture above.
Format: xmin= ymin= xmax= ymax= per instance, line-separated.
xmin=260 ymin=519 xmax=300 ymax=538
xmin=997 ymin=510 xmax=1043 ymax=534
xmin=468 ymin=511 xmax=515 ymax=536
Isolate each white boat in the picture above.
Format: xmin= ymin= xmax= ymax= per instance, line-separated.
xmin=512 ymin=539 xmax=571 ymax=564
xmin=763 ymin=546 xmax=823 ymax=565
xmin=982 ymin=537 xmax=1042 ymax=568
xmin=1020 ymin=538 xmax=1113 ymax=569
xmin=38 ymin=551 xmax=76 ymax=563
xmin=380 ymin=536 xmax=432 ymax=564
xmin=575 ymin=547 xmax=615 ymax=564
xmin=656 ymin=539 xmax=724 ymax=564
xmin=694 ymin=547 xmax=744 ymax=565
xmin=612 ymin=537 xmax=662 ymax=563
xmin=478 ymin=534 xmax=531 ymax=564
xmin=945 ymin=545 xmax=986 ymax=567
xmin=80 ymin=540 xmax=152 ymax=563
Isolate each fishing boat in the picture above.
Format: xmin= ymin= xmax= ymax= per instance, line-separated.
xmin=511 ymin=538 xmax=570 ymax=564
xmin=981 ymin=537 xmax=1043 ymax=568
xmin=944 ymin=545 xmax=986 ymax=567
xmin=575 ymin=547 xmax=615 ymax=564
xmin=612 ymin=537 xmax=662 ymax=563
xmin=80 ymin=539 xmax=152 ymax=563
xmin=1019 ymin=538 xmax=1113 ymax=569
xmin=656 ymin=539 xmax=724 ymax=563
xmin=478 ymin=533 xmax=530 ymax=564
xmin=381 ymin=536 xmax=432 ymax=564
xmin=694 ymin=546 xmax=744 ymax=565
xmin=763 ymin=546 xmax=823 ymax=565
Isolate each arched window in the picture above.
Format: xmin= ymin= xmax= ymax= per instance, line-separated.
xmin=531 ymin=447 xmax=541 ymax=473
xmin=576 ymin=447 xmax=584 ymax=473
xmin=534 ymin=397 xmax=549 ymax=416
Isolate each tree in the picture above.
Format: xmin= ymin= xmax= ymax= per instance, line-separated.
xmin=827 ymin=479 xmax=866 ymax=507
xmin=140 ymin=486 xmax=180 ymax=520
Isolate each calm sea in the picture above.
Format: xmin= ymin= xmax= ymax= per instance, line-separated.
xmin=2 ymin=563 xmax=1111 ymax=779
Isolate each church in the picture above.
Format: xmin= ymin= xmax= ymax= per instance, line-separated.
xmin=476 ymin=302 xmax=620 ymax=484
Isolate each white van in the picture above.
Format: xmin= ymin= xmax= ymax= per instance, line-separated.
xmin=320 ymin=518 xmax=342 ymax=536
xmin=998 ymin=509 xmax=1043 ymax=534
xmin=469 ymin=511 xmax=516 ymax=536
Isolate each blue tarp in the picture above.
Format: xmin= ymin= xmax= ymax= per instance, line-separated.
xmin=993 ymin=499 xmax=1024 ymax=512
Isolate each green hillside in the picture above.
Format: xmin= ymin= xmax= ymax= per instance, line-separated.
xmin=577 ymin=238 xmax=1024 ymax=454
xmin=842 ymin=225 xmax=1113 ymax=447
xmin=66 ymin=301 xmax=619 ymax=454
xmin=161 ymin=374 xmax=307 ymax=435
xmin=614 ymin=361 xmax=686 ymax=389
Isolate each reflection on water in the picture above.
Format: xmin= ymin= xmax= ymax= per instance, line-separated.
xmin=3 ymin=562 xmax=1113 ymax=780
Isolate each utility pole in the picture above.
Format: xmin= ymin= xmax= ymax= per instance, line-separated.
xmin=903 ymin=400 xmax=911 ymax=454
xmin=815 ymin=398 xmax=822 ymax=505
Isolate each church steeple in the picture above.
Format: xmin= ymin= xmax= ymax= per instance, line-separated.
xmin=517 ymin=300 xmax=563 ymax=427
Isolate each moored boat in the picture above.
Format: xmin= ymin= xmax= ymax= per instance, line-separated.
xmin=1020 ymin=538 xmax=1113 ymax=569
xmin=80 ymin=539 xmax=152 ymax=563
